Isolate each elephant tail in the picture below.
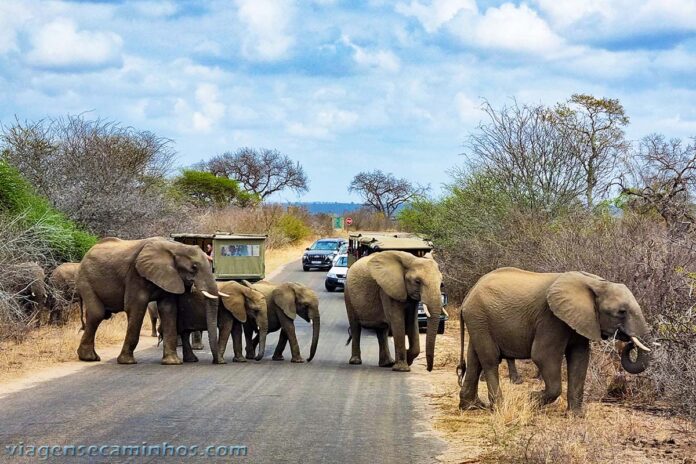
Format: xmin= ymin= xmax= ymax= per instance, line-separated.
xmin=79 ymin=297 xmax=85 ymax=332
xmin=457 ymin=309 xmax=466 ymax=387
xmin=345 ymin=326 xmax=352 ymax=346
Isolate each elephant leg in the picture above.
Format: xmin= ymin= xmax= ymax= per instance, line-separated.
xmin=466 ymin=325 xmax=502 ymax=405
xmin=348 ymin=320 xmax=362 ymax=365
xmin=506 ymin=359 xmax=522 ymax=384
xmin=405 ymin=304 xmax=420 ymax=366
xmin=117 ymin=292 xmax=151 ymax=364
xmin=272 ymin=330 xmax=289 ymax=361
xmin=376 ymin=327 xmax=394 ymax=367
xmin=243 ymin=322 xmax=256 ymax=359
xmin=77 ymin=287 xmax=105 ymax=362
xmin=231 ymin=320 xmax=246 ymax=363
xmin=156 ymin=296 xmax=183 ymax=365
xmin=278 ymin=313 xmax=303 ymax=363
xmin=148 ymin=303 xmax=158 ymax=338
xmin=383 ymin=295 xmax=408 ymax=372
xmin=181 ymin=330 xmax=198 ymax=363
xmin=217 ymin=312 xmax=233 ymax=362
xmin=191 ymin=331 xmax=204 ymax=350
xmin=459 ymin=339 xmax=486 ymax=410
xmin=531 ymin=347 xmax=563 ymax=406
xmin=565 ymin=340 xmax=590 ymax=413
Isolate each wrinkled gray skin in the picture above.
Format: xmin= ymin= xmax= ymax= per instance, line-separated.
xmin=245 ymin=281 xmax=320 ymax=363
xmin=48 ymin=262 xmax=80 ymax=326
xmin=216 ymin=281 xmax=268 ymax=362
xmin=458 ymin=268 xmax=651 ymax=413
xmin=147 ymin=302 xmax=203 ymax=349
xmin=480 ymin=359 xmax=524 ymax=384
xmin=344 ymin=251 xmax=444 ymax=372
xmin=9 ymin=262 xmax=48 ymax=318
xmin=77 ymin=237 xmax=222 ymax=365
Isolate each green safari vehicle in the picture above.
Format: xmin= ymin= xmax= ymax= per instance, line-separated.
xmin=346 ymin=231 xmax=448 ymax=334
xmin=171 ymin=232 xmax=267 ymax=282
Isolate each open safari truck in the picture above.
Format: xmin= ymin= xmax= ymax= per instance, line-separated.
xmin=170 ymin=232 xmax=267 ymax=282
xmin=347 ymin=231 xmax=448 ymax=333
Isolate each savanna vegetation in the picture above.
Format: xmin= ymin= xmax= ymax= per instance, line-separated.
xmin=398 ymin=94 xmax=696 ymax=461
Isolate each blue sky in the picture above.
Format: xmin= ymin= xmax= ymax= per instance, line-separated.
xmin=1 ymin=0 xmax=695 ymax=202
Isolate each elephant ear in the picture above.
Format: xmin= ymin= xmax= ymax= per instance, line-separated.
xmin=547 ymin=272 xmax=601 ymax=341
xmin=219 ymin=284 xmax=247 ymax=322
xmin=367 ymin=251 xmax=413 ymax=302
xmin=135 ymin=241 xmax=185 ymax=295
xmin=273 ymin=284 xmax=297 ymax=320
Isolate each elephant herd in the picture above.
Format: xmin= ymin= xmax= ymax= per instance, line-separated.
xmin=28 ymin=234 xmax=652 ymax=415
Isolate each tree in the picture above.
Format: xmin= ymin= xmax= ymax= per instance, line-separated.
xmin=616 ymin=134 xmax=696 ymax=232
xmin=464 ymin=100 xmax=585 ymax=213
xmin=205 ymin=148 xmax=309 ymax=200
xmin=173 ymin=170 xmax=257 ymax=208
xmin=348 ymin=170 xmax=428 ymax=218
xmin=1 ymin=115 xmax=177 ymax=238
xmin=553 ymin=94 xmax=629 ymax=208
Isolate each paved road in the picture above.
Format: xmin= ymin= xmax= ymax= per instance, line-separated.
xmin=0 ymin=261 xmax=445 ymax=463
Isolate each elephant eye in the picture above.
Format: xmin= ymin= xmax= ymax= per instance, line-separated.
xmin=191 ymin=263 xmax=198 ymax=271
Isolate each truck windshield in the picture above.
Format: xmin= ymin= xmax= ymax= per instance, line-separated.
xmin=311 ymin=241 xmax=339 ymax=251
xmin=335 ymin=256 xmax=348 ymax=267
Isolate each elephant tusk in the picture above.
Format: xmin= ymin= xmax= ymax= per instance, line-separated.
xmin=201 ymin=290 xmax=219 ymax=300
xmin=441 ymin=307 xmax=449 ymax=318
xmin=631 ymin=336 xmax=651 ymax=352
xmin=422 ymin=303 xmax=431 ymax=318
xmin=217 ymin=291 xmax=230 ymax=297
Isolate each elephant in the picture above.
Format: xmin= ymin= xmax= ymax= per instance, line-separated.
xmin=458 ymin=267 xmax=652 ymax=413
xmin=76 ymin=237 xmax=225 ymax=365
xmin=146 ymin=301 xmax=204 ymax=348
xmin=244 ymin=281 xmax=320 ymax=363
xmin=216 ymin=280 xmax=268 ymax=362
xmin=47 ymin=262 xmax=80 ymax=326
xmin=480 ymin=359 xmax=523 ymax=384
xmin=344 ymin=250 xmax=445 ymax=372
xmin=8 ymin=262 xmax=48 ymax=318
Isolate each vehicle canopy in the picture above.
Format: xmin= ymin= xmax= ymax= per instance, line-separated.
xmin=171 ymin=232 xmax=267 ymax=281
xmin=347 ymin=231 xmax=433 ymax=267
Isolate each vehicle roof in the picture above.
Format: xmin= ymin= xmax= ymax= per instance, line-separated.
xmin=349 ymin=232 xmax=432 ymax=251
xmin=171 ymin=233 xmax=267 ymax=240
xmin=315 ymin=238 xmax=346 ymax=242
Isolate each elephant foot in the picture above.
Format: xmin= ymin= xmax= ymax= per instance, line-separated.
xmin=378 ymin=358 xmax=395 ymax=367
xmin=349 ymin=356 xmax=362 ymax=365
xmin=272 ymin=354 xmax=285 ymax=361
xmin=212 ymin=357 xmax=226 ymax=365
xmin=183 ymin=354 xmax=199 ymax=363
xmin=162 ymin=354 xmax=183 ymax=365
xmin=291 ymin=356 xmax=305 ymax=363
xmin=566 ymin=406 xmax=585 ymax=417
xmin=245 ymin=352 xmax=255 ymax=360
xmin=392 ymin=361 xmax=411 ymax=372
xmin=459 ymin=398 xmax=487 ymax=410
xmin=77 ymin=346 xmax=100 ymax=362
xmin=117 ymin=353 xmax=137 ymax=364
xmin=254 ymin=354 xmax=264 ymax=361
xmin=407 ymin=352 xmax=419 ymax=366
xmin=232 ymin=356 xmax=247 ymax=363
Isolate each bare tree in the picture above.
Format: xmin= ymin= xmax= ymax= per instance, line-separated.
xmin=1 ymin=115 xmax=179 ymax=238
xmin=553 ymin=94 xmax=630 ymax=208
xmin=205 ymin=148 xmax=308 ymax=200
xmin=616 ymin=134 xmax=696 ymax=232
xmin=348 ymin=170 xmax=428 ymax=218
xmin=464 ymin=100 xmax=586 ymax=213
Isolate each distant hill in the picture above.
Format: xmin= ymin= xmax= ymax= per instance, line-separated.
xmin=286 ymin=202 xmax=363 ymax=215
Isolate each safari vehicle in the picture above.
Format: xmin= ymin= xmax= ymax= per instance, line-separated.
xmin=347 ymin=231 xmax=448 ymax=333
xmin=171 ymin=232 xmax=267 ymax=282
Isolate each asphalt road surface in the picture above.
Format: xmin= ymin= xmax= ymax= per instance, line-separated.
xmin=0 ymin=260 xmax=445 ymax=463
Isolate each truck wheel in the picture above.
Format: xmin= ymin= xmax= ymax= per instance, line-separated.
xmin=303 ymin=265 xmax=310 ymax=271
xmin=325 ymin=283 xmax=335 ymax=292
xmin=437 ymin=320 xmax=445 ymax=334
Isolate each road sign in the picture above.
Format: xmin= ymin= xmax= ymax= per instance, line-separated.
xmin=346 ymin=217 xmax=353 ymax=226
xmin=332 ymin=217 xmax=344 ymax=229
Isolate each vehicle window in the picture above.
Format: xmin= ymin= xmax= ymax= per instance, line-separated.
xmin=335 ymin=256 xmax=348 ymax=267
xmin=311 ymin=241 xmax=338 ymax=250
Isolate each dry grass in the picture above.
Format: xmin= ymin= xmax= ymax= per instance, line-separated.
xmin=0 ymin=239 xmax=313 ymax=384
xmin=423 ymin=321 xmax=696 ymax=463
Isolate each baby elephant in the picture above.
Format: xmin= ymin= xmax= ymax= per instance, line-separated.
xmin=216 ymin=281 xmax=268 ymax=362
xmin=459 ymin=268 xmax=652 ymax=413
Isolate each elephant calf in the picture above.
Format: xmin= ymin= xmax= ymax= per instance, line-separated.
xmin=458 ymin=267 xmax=652 ymax=413
xmin=48 ymin=262 xmax=80 ymax=326
xmin=216 ymin=281 xmax=268 ymax=362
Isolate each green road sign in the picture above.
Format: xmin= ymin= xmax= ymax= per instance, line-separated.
xmin=332 ymin=216 xmax=344 ymax=229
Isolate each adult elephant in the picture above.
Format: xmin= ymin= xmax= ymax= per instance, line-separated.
xmin=146 ymin=302 xmax=204 ymax=349
xmin=216 ymin=281 xmax=268 ymax=362
xmin=47 ymin=262 xmax=80 ymax=326
xmin=8 ymin=262 xmax=48 ymax=318
xmin=458 ymin=268 xmax=652 ymax=413
xmin=76 ymin=237 xmax=224 ymax=365
xmin=344 ymin=250 xmax=444 ymax=372
xmin=244 ymin=281 xmax=319 ymax=363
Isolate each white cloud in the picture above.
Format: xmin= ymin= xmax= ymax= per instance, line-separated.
xmin=454 ymin=92 xmax=482 ymax=122
xmin=0 ymin=2 xmax=32 ymax=54
xmin=26 ymin=18 xmax=123 ymax=71
xmin=396 ymin=0 xmax=477 ymax=33
xmin=342 ymin=36 xmax=401 ymax=72
xmin=236 ymin=0 xmax=296 ymax=61
xmin=192 ymin=83 xmax=225 ymax=132
xmin=287 ymin=107 xmax=359 ymax=139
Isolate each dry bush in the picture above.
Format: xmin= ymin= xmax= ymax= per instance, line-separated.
xmin=344 ymin=207 xmax=394 ymax=231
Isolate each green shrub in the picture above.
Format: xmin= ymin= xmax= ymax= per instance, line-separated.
xmin=0 ymin=160 xmax=97 ymax=261
xmin=274 ymin=214 xmax=312 ymax=243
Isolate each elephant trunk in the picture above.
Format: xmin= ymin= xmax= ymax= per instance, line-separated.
xmin=197 ymin=273 xmax=221 ymax=364
xmin=255 ymin=314 xmax=268 ymax=361
xmin=423 ymin=294 xmax=442 ymax=372
xmin=308 ymin=314 xmax=320 ymax=362
xmin=620 ymin=341 xmax=651 ymax=374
